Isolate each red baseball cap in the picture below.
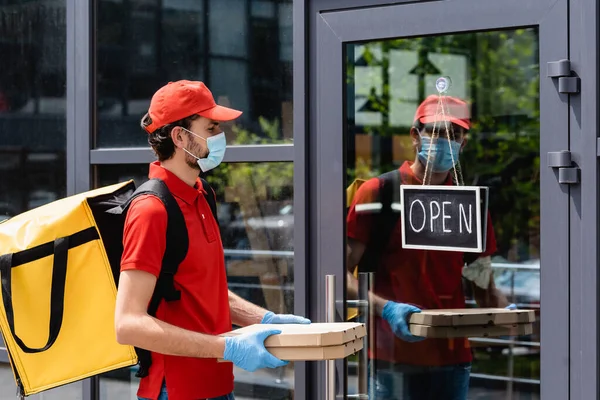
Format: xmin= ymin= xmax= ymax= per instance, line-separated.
xmin=414 ymin=94 xmax=471 ymax=130
xmin=144 ymin=80 xmax=242 ymax=133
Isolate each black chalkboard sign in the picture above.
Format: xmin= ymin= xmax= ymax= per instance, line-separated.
xmin=400 ymin=185 xmax=488 ymax=252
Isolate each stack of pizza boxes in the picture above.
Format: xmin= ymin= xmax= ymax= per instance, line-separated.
xmin=221 ymin=322 xmax=366 ymax=361
xmin=408 ymin=308 xmax=535 ymax=338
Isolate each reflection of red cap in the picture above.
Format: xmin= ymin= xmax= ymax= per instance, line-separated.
xmin=414 ymin=95 xmax=471 ymax=130
xmin=144 ymin=80 xmax=242 ymax=133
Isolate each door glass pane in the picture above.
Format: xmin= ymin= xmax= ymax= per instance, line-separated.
xmin=345 ymin=29 xmax=540 ymax=399
xmin=95 ymin=163 xmax=295 ymax=399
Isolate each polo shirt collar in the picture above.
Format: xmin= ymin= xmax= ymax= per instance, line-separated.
xmin=400 ymin=161 xmax=454 ymax=186
xmin=148 ymin=161 xmax=204 ymax=205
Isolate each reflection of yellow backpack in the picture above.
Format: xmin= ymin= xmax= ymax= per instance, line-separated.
xmin=345 ymin=170 xmax=403 ymax=320
xmin=346 ymin=179 xmax=366 ymax=320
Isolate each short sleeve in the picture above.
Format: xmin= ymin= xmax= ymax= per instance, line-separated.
xmin=121 ymin=194 xmax=168 ymax=277
xmin=346 ymin=177 xmax=381 ymax=244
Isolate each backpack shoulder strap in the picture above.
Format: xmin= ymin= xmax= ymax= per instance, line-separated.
xmin=200 ymin=178 xmax=218 ymax=226
xmin=357 ymin=169 xmax=402 ymax=273
xmin=132 ymin=179 xmax=188 ymax=303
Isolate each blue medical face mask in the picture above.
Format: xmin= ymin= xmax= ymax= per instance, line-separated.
xmin=417 ymin=134 xmax=462 ymax=173
xmin=181 ymin=127 xmax=227 ymax=172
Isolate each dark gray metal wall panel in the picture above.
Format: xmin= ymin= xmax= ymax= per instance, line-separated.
xmin=315 ymin=13 xmax=346 ymax=335
xmin=67 ymin=0 xmax=94 ymax=398
xmin=293 ymin=0 xmax=308 ymax=398
xmin=320 ymin=0 xmax=558 ymax=43
xmin=308 ymin=6 xmax=320 ymax=399
xmin=67 ymin=0 xmax=92 ymax=196
xmin=90 ymin=144 xmax=294 ymax=164
xmin=66 ymin=0 xmax=75 ymax=197
xmin=82 ymin=378 xmax=99 ymax=400
xmin=308 ymin=11 xmax=347 ymax=399
xmin=538 ymin=2 xmax=571 ymax=399
xmin=568 ymin=0 xmax=599 ymax=398
xmin=315 ymin=14 xmax=349 ymax=398
xmin=90 ymin=148 xmax=154 ymax=164
xmin=311 ymin=0 xmax=418 ymax=12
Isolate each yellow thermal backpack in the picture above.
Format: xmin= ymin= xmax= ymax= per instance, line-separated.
xmin=0 ymin=177 xmax=217 ymax=397
xmin=345 ymin=170 xmax=401 ymax=320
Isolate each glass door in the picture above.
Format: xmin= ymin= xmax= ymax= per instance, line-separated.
xmin=312 ymin=0 xmax=570 ymax=399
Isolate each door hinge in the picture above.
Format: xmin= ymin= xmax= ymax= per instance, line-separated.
xmin=547 ymin=59 xmax=580 ymax=94
xmin=548 ymin=150 xmax=580 ymax=184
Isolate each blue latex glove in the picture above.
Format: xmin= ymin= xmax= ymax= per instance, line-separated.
xmin=223 ymin=329 xmax=288 ymax=372
xmin=506 ymin=303 xmax=517 ymax=310
xmin=382 ymin=301 xmax=426 ymax=343
xmin=261 ymin=311 xmax=311 ymax=325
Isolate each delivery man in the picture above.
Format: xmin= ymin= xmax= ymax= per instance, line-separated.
xmin=114 ymin=80 xmax=310 ymax=400
xmin=346 ymin=95 xmax=514 ymax=400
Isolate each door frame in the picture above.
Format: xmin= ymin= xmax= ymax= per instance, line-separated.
xmin=298 ymin=0 xmax=597 ymax=397
xmin=566 ymin=0 xmax=599 ymax=399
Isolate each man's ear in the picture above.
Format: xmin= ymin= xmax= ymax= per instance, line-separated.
xmin=170 ymin=126 xmax=185 ymax=148
xmin=460 ymin=136 xmax=468 ymax=152
xmin=410 ymin=127 xmax=421 ymax=149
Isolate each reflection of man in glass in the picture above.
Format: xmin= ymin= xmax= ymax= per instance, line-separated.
xmin=346 ymin=95 xmax=512 ymax=400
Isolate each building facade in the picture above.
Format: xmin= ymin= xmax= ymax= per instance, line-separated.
xmin=0 ymin=0 xmax=598 ymax=399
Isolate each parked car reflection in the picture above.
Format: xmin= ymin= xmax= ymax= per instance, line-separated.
xmin=492 ymin=258 xmax=540 ymax=308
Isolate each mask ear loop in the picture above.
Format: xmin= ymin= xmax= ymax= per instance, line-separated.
xmin=438 ymin=96 xmax=464 ymax=186
xmin=422 ymin=127 xmax=434 ymax=186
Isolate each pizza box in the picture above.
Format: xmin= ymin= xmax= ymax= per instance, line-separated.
xmin=409 ymin=323 xmax=533 ymax=338
xmin=218 ymin=339 xmax=364 ymax=362
xmin=220 ymin=322 xmax=366 ymax=348
xmin=408 ymin=308 xmax=535 ymax=327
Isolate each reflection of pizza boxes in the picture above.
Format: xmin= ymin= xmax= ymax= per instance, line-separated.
xmin=408 ymin=308 xmax=535 ymax=338
xmin=400 ymin=185 xmax=488 ymax=253
xmin=409 ymin=308 xmax=535 ymax=326
xmin=409 ymin=323 xmax=533 ymax=338
xmin=219 ymin=323 xmax=365 ymax=361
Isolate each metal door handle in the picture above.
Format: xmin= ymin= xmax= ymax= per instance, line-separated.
xmin=357 ymin=272 xmax=374 ymax=398
xmin=325 ymin=274 xmax=336 ymax=400
xmin=326 ymin=274 xmax=373 ymax=399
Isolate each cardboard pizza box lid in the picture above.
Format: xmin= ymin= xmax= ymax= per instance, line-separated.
xmin=409 ymin=323 xmax=534 ymax=338
xmin=268 ymin=339 xmax=364 ymax=361
xmin=218 ymin=339 xmax=364 ymax=362
xmin=220 ymin=322 xmax=366 ymax=347
xmin=409 ymin=308 xmax=536 ymax=327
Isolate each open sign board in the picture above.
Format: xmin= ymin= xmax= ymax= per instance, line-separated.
xmin=400 ymin=185 xmax=488 ymax=252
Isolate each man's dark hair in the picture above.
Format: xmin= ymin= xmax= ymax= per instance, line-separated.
xmin=413 ymin=120 xmax=468 ymax=140
xmin=141 ymin=113 xmax=199 ymax=161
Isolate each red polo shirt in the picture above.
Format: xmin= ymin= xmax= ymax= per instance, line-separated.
xmin=347 ymin=161 xmax=497 ymax=366
xmin=121 ymin=161 xmax=233 ymax=400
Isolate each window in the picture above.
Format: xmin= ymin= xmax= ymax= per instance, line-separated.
xmin=95 ymin=0 xmax=293 ymax=148
xmin=0 ymin=1 xmax=67 ymax=222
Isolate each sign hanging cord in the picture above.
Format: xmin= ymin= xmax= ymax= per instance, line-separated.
xmin=422 ymin=77 xmax=464 ymax=186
